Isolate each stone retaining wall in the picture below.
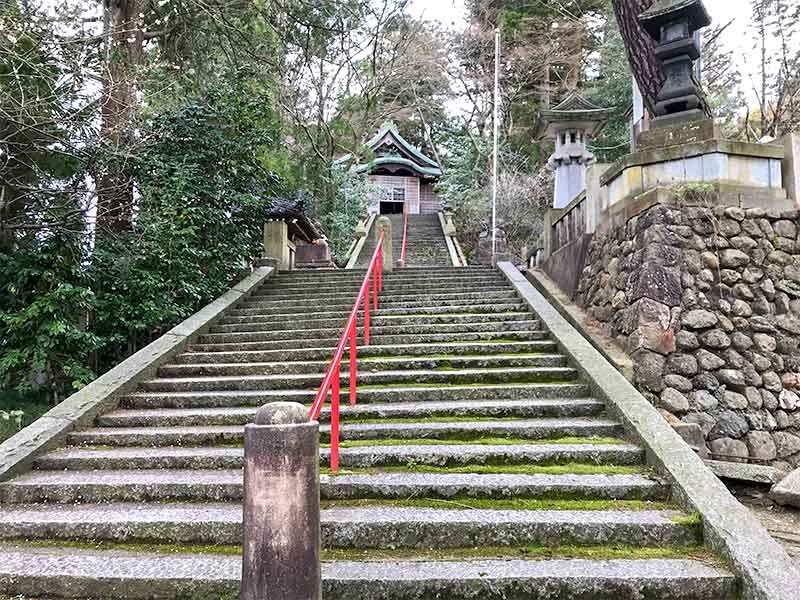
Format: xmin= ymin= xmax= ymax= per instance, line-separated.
xmin=576 ymin=202 xmax=800 ymax=469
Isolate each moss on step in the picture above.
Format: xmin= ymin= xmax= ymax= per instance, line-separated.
xmin=329 ymin=436 xmax=628 ymax=448
xmin=320 ymin=543 xmax=715 ymax=564
xmin=7 ymin=539 xmax=715 ymax=566
xmin=359 ymin=351 xmax=551 ymax=361
xmin=347 ymin=378 xmax=575 ymax=391
xmin=320 ymin=497 xmax=676 ymax=512
xmin=376 ymin=463 xmax=646 ymax=476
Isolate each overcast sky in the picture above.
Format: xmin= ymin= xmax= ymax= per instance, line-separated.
xmin=408 ymin=0 xmax=761 ymax=102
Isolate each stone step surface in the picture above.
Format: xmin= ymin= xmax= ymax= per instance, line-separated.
xmin=65 ymin=417 xmax=623 ymax=446
xmin=34 ymin=442 xmax=641 ymax=471
xmin=0 ymin=547 xmax=737 ymax=600
xmin=139 ymin=366 xmax=578 ymax=393
xmin=0 ymin=504 xmax=700 ymax=547
xmin=158 ymin=353 xmax=568 ymax=378
xmin=0 ymin=470 xmax=669 ymax=504
xmin=0 ymin=265 xmax=737 ymax=597
xmin=97 ymin=397 xmax=605 ymax=427
xmin=120 ymin=382 xmax=593 ymax=409
xmin=174 ymin=340 xmax=560 ymax=363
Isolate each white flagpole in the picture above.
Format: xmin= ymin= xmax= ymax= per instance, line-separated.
xmin=492 ymin=28 xmax=500 ymax=264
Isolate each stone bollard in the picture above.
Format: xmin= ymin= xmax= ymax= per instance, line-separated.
xmin=241 ymin=402 xmax=321 ymax=600
xmin=374 ymin=216 xmax=393 ymax=272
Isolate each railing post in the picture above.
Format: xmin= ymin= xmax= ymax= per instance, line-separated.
xmin=349 ymin=327 xmax=357 ymax=406
xmin=242 ymin=402 xmax=321 ymax=600
xmin=364 ymin=284 xmax=370 ymax=346
xmin=330 ymin=370 xmax=340 ymax=472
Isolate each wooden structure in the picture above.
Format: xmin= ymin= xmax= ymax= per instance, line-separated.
xmin=339 ymin=121 xmax=443 ymax=215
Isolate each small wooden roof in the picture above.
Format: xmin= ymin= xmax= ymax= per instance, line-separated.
xmin=264 ymin=197 xmax=321 ymax=243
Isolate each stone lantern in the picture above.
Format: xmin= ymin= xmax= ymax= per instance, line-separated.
xmin=535 ymin=92 xmax=612 ymax=209
xmin=638 ymin=0 xmax=711 ymax=125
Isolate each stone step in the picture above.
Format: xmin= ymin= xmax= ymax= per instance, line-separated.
xmin=217 ymin=310 xmax=535 ymax=329
xmin=98 ymin=398 xmax=605 ymax=428
xmin=257 ymin=278 xmax=507 ymax=296
xmin=176 ymin=340 xmax=559 ymax=364
xmin=238 ymin=290 xmax=518 ymax=309
xmin=202 ymin=320 xmax=543 ymax=342
xmin=35 ymin=442 xmax=641 ymax=471
xmin=191 ymin=330 xmax=551 ymax=352
xmin=140 ymin=366 xmax=578 ymax=393
xmin=250 ymin=283 xmax=511 ymax=301
xmin=121 ymin=382 xmax=593 ymax=409
xmin=0 ymin=504 xmax=700 ymax=548
xmin=158 ymin=354 xmax=568 ymax=378
xmin=0 ymin=548 xmax=737 ymax=600
xmin=228 ymin=301 xmax=530 ymax=318
xmin=66 ymin=418 xmax=622 ymax=447
xmin=0 ymin=471 xmax=669 ymax=504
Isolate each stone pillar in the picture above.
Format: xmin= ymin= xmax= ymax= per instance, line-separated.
xmin=585 ymin=163 xmax=609 ymax=235
xmin=783 ymin=133 xmax=800 ymax=203
xmin=375 ymin=216 xmax=393 ymax=272
xmin=263 ymin=221 xmax=291 ymax=271
xmin=241 ymin=402 xmax=320 ymax=600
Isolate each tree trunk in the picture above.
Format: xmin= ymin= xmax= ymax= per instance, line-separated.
xmin=95 ymin=0 xmax=142 ymax=235
xmin=611 ymin=0 xmax=663 ymax=116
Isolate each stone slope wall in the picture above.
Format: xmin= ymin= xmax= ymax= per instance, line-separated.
xmin=577 ymin=202 xmax=800 ymax=469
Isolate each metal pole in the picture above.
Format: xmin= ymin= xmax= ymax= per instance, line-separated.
xmin=492 ymin=28 xmax=501 ymax=264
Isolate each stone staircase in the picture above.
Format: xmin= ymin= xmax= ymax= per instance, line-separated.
xmin=0 ymin=267 xmax=737 ymax=598
xmin=357 ymin=213 xmax=451 ymax=267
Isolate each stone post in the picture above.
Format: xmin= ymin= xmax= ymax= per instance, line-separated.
xmin=374 ymin=216 xmax=393 ymax=272
xmin=241 ymin=402 xmax=320 ymax=600
xmin=783 ymin=133 xmax=800 ymax=203
xmin=263 ymin=221 xmax=291 ymax=271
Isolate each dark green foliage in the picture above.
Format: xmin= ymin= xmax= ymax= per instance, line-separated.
xmin=0 ymin=76 xmax=287 ymax=399
xmin=89 ymin=77 xmax=287 ymax=369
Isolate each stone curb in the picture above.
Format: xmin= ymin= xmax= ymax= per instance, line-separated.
xmin=498 ymin=261 xmax=800 ymax=600
xmin=0 ymin=267 xmax=274 ymax=483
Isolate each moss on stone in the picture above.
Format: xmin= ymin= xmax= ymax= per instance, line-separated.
xmin=320 ymin=543 xmax=714 ymax=563
xmin=330 ymin=435 xmax=627 ymax=448
xmin=320 ymin=497 xmax=676 ymax=512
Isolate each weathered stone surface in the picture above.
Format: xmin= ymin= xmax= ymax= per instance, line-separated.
xmin=663 ymin=374 xmax=693 ymax=393
xmin=659 ymin=388 xmax=690 ymax=414
xmin=716 ymin=369 xmax=746 ymax=389
xmin=666 ymin=353 xmax=698 ymax=377
xmin=632 ymin=350 xmax=666 ymax=392
xmin=771 ymin=468 xmax=800 ymax=508
xmin=719 ymin=249 xmax=750 ymax=269
xmin=747 ymin=431 xmax=777 ymax=461
xmin=676 ymin=330 xmax=700 ymax=350
xmin=774 ymin=220 xmax=798 ymax=239
xmin=630 ymin=264 xmax=682 ymax=307
xmin=774 ymin=432 xmax=800 ymax=458
xmin=699 ymin=329 xmax=730 ymax=350
xmin=690 ymin=390 xmax=718 ymax=412
xmin=681 ymin=309 xmax=718 ymax=329
xmin=779 ymin=390 xmax=800 ymax=411
xmin=709 ymin=411 xmax=749 ymax=440
xmin=722 ymin=391 xmax=748 ymax=410
xmin=695 ymin=349 xmax=725 ymax=371
xmin=682 ymin=412 xmax=716 ymax=436
xmin=709 ymin=437 xmax=748 ymax=463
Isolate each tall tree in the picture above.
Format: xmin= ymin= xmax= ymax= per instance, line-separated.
xmin=611 ymin=0 xmax=662 ymax=114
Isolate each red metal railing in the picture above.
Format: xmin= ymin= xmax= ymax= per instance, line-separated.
xmin=309 ymin=230 xmax=385 ymax=472
xmin=399 ymin=205 xmax=409 ymax=267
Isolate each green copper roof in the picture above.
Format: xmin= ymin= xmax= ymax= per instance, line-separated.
xmin=335 ymin=120 xmax=442 ymax=179
xmin=353 ymin=156 xmax=443 ymax=178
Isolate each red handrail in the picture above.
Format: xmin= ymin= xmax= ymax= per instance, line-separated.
xmin=309 ymin=229 xmax=385 ymax=472
xmin=399 ymin=206 xmax=409 ymax=267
